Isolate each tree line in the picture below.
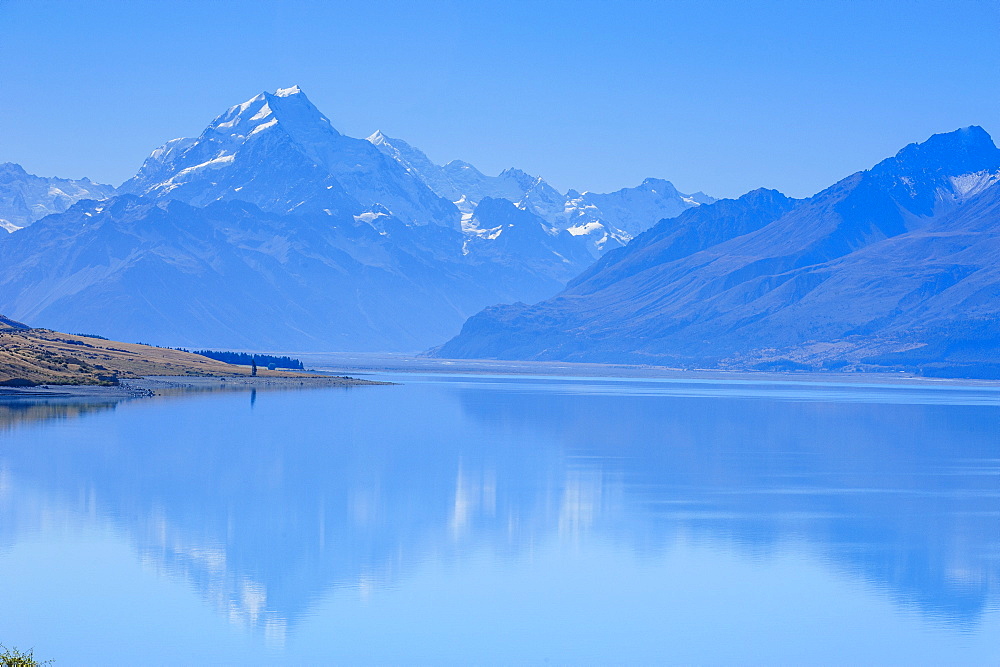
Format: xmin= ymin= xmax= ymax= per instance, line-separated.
xmin=183 ymin=349 xmax=305 ymax=370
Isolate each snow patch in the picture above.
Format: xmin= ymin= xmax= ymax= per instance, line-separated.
xmin=949 ymin=171 xmax=1000 ymax=199
xmin=250 ymin=104 xmax=273 ymax=122
xmin=567 ymin=221 xmax=605 ymax=236
xmin=174 ymin=154 xmax=235 ymax=178
xmin=460 ymin=211 xmax=478 ymax=233
xmin=355 ymin=211 xmax=388 ymax=225
xmin=249 ymin=118 xmax=277 ymax=136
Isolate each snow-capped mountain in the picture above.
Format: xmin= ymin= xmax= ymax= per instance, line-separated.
xmin=368 ymin=131 xmax=713 ymax=255
xmin=0 ymin=86 xmax=619 ymax=351
xmin=564 ymin=178 xmax=714 ymax=239
xmin=0 ymin=162 xmax=115 ymax=232
xmin=435 ymin=127 xmax=1000 ymax=377
xmin=0 ymin=85 xmax=723 ymax=352
xmin=121 ymin=86 xmax=461 ymax=228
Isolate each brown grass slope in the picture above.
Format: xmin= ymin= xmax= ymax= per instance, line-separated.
xmin=0 ymin=316 xmax=305 ymax=386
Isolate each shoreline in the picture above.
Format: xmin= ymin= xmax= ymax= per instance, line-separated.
xmin=4 ymin=359 xmax=1000 ymax=401
xmin=0 ymin=373 xmax=392 ymax=400
xmin=296 ymin=353 xmax=1000 ymax=389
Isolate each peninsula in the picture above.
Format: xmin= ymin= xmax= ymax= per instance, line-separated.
xmin=0 ymin=314 xmax=382 ymax=389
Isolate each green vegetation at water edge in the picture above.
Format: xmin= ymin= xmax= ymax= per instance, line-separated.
xmin=1 ymin=644 xmax=52 ymax=666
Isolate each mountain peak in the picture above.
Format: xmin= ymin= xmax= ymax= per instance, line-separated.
xmin=206 ymin=85 xmax=335 ymax=140
xmin=932 ymin=125 xmax=994 ymax=148
xmin=866 ymin=126 xmax=1000 ymax=215
xmin=121 ymin=87 xmax=460 ymax=227
xmin=638 ymin=177 xmax=679 ymax=194
xmin=0 ymin=162 xmax=29 ymax=177
xmin=273 ymin=84 xmax=303 ymax=98
xmin=498 ymin=167 xmax=539 ymax=190
xmin=500 ymin=167 xmax=531 ymax=179
xmin=366 ymin=130 xmax=417 ymax=154
xmin=903 ymin=125 xmax=996 ymax=159
xmin=874 ymin=126 xmax=1000 ymax=177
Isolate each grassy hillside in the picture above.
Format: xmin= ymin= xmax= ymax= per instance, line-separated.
xmin=0 ymin=316 xmax=305 ymax=386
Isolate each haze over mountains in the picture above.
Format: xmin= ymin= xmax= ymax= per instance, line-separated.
xmin=2 ymin=86 xmax=999 ymax=375
xmin=0 ymin=86 xmax=705 ymax=351
xmin=437 ymin=127 xmax=1000 ymax=377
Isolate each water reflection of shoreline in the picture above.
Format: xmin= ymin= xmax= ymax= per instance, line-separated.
xmin=0 ymin=379 xmax=997 ymax=637
xmin=0 ymin=397 xmax=123 ymax=432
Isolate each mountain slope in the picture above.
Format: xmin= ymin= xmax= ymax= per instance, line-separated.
xmin=0 ymin=162 xmax=115 ymax=232
xmin=0 ymin=317 xmax=294 ymax=386
xmin=0 ymin=196 xmax=579 ymax=351
xmin=435 ymin=127 xmax=1000 ymax=373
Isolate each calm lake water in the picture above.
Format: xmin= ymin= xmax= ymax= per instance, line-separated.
xmin=1 ymin=372 xmax=998 ymax=664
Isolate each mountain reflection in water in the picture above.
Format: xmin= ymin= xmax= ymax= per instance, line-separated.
xmin=0 ymin=374 xmax=997 ymax=654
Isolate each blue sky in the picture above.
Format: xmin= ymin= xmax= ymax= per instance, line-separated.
xmin=0 ymin=0 xmax=997 ymax=198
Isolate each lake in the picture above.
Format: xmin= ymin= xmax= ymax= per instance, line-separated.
xmin=1 ymin=371 xmax=998 ymax=664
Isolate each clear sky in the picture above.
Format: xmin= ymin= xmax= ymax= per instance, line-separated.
xmin=0 ymin=0 xmax=997 ymax=199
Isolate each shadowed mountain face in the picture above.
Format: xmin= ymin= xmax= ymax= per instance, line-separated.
xmin=436 ymin=128 xmax=1000 ymax=374
xmin=0 ymin=196 xmax=590 ymax=351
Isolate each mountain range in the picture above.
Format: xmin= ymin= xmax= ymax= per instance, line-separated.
xmin=4 ymin=86 xmax=999 ymax=374
xmin=436 ymin=127 xmax=1000 ymax=377
xmin=0 ymin=86 xmax=705 ymax=351
xmin=0 ymin=162 xmax=114 ymax=232
xmin=367 ymin=130 xmax=713 ymax=255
